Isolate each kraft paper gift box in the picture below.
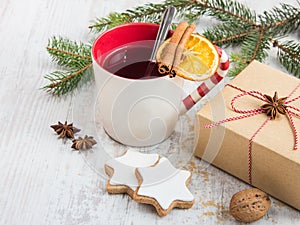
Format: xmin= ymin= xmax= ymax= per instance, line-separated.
xmin=194 ymin=60 xmax=300 ymax=210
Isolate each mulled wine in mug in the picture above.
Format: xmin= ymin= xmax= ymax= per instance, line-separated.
xmin=92 ymin=22 xmax=229 ymax=146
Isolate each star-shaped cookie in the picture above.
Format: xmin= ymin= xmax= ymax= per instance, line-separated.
xmin=104 ymin=150 xmax=159 ymax=197
xmin=135 ymin=157 xmax=194 ymax=216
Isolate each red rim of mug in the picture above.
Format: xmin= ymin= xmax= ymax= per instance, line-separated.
xmin=92 ymin=22 xmax=173 ymax=80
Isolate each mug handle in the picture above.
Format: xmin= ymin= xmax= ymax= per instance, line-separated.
xmin=179 ymin=46 xmax=230 ymax=114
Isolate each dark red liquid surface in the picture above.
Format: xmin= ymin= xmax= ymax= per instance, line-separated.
xmin=114 ymin=61 xmax=161 ymax=79
xmin=102 ymin=42 xmax=163 ymax=79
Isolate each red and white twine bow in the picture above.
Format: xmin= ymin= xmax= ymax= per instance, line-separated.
xmin=205 ymin=83 xmax=300 ymax=184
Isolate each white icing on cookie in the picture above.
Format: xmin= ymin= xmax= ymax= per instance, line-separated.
xmin=105 ymin=150 xmax=159 ymax=190
xmin=137 ymin=157 xmax=194 ymax=210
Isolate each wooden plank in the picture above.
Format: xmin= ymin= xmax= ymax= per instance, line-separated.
xmin=0 ymin=0 xmax=299 ymax=224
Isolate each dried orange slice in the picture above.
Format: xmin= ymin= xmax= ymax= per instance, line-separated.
xmin=156 ymin=34 xmax=220 ymax=81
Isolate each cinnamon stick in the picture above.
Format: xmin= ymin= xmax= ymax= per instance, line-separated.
xmin=173 ymin=24 xmax=195 ymax=69
xmin=158 ymin=22 xmax=195 ymax=77
xmin=160 ymin=22 xmax=189 ymax=68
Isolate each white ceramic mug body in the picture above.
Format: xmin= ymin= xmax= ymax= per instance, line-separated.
xmin=92 ymin=23 xmax=184 ymax=146
xmin=94 ymin=63 xmax=183 ymax=146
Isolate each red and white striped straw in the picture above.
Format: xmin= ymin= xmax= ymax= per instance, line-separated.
xmin=180 ymin=46 xmax=229 ymax=114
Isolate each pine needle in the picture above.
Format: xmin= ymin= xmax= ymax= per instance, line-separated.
xmin=259 ymin=3 xmax=300 ymax=37
xmin=43 ymin=37 xmax=93 ymax=95
xmin=203 ymin=22 xmax=252 ymax=47
xmin=274 ymin=40 xmax=300 ymax=77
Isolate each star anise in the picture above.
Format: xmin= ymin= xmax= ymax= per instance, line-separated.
xmin=71 ymin=135 xmax=97 ymax=150
xmin=261 ymin=92 xmax=287 ymax=120
xmin=50 ymin=121 xmax=80 ymax=139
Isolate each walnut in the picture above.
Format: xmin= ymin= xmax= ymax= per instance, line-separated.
xmin=229 ymin=188 xmax=271 ymax=223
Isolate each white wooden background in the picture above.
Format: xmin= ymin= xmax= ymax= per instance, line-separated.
xmin=0 ymin=0 xmax=299 ymax=224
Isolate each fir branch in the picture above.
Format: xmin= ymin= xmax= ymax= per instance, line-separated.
xmin=43 ymin=37 xmax=93 ymax=95
xmin=89 ymin=0 xmax=258 ymax=34
xmin=43 ymin=0 xmax=300 ymax=95
xmin=200 ymin=0 xmax=257 ymax=26
xmin=236 ymin=28 xmax=269 ymax=63
xmin=229 ymin=29 xmax=270 ymax=76
xmin=88 ymin=0 xmax=197 ymax=33
xmin=43 ymin=63 xmax=93 ymax=95
xmin=273 ymin=39 xmax=300 ymax=77
xmin=259 ymin=3 xmax=300 ymax=37
xmin=203 ymin=22 xmax=252 ymax=47
xmin=47 ymin=36 xmax=92 ymax=70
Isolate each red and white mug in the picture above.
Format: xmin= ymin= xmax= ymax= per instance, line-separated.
xmin=92 ymin=22 xmax=229 ymax=146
